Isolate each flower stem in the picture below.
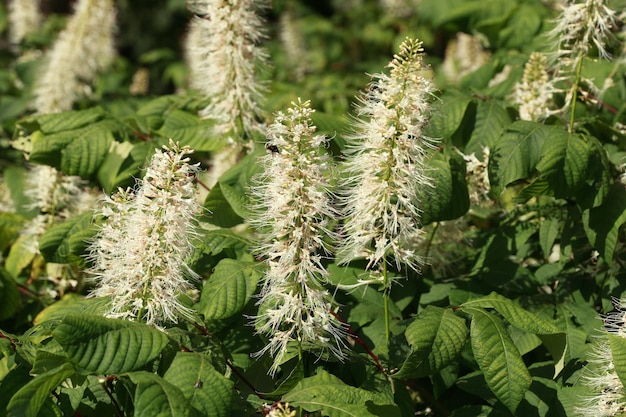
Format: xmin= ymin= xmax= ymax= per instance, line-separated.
xmin=568 ymin=53 xmax=585 ymax=134
xmin=382 ymin=260 xmax=390 ymax=344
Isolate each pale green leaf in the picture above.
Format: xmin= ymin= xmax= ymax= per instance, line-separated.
xmin=395 ymin=306 xmax=467 ymax=378
xmin=283 ymin=369 xmax=401 ymax=417
xmin=163 ymin=352 xmax=234 ymax=417
xmin=5 ymin=234 xmax=37 ymax=278
xmin=197 ymin=259 xmax=260 ymax=320
xmin=462 ymin=307 xmax=531 ymax=414
xmin=6 ymin=363 xmax=75 ymax=417
xmin=608 ymin=334 xmax=626 ymax=388
xmin=53 ymin=314 xmax=170 ymax=374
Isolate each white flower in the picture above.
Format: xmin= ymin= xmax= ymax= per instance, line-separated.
xmin=337 ymin=37 xmax=438 ymax=272
xmin=441 ymin=32 xmax=491 ymax=84
xmin=249 ymin=99 xmax=347 ymax=374
xmin=513 ymin=52 xmax=557 ymax=121
xmin=34 ymin=0 xmax=116 ymax=114
xmin=7 ymin=0 xmax=42 ymax=47
xmin=548 ymin=0 xmax=617 ymax=63
xmin=185 ymin=0 xmax=268 ymax=141
xmin=576 ymin=297 xmax=626 ymax=416
xmin=89 ymin=141 xmax=202 ymax=327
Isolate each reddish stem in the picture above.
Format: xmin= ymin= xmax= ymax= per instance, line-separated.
xmin=330 ymin=310 xmax=387 ymax=374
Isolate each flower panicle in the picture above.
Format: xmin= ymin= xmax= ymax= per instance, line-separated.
xmin=576 ymin=296 xmax=626 ymax=416
xmin=548 ymin=0 xmax=618 ymax=63
xmin=34 ymin=0 xmax=116 ymax=114
xmin=513 ymin=52 xmax=557 ymax=122
xmin=249 ymin=99 xmax=348 ymax=375
xmin=185 ymin=0 xmax=268 ymax=140
xmin=337 ymin=36 xmax=438 ymax=272
xmin=89 ymin=140 xmax=202 ymax=328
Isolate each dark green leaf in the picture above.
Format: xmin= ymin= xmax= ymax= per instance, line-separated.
xmin=461 ymin=307 xmax=531 ymax=414
xmin=126 ymin=371 xmax=193 ymax=417
xmin=395 ymin=306 xmax=467 ymax=378
xmin=6 ymin=363 xmax=75 ymax=417
xmin=39 ymin=211 xmax=97 ymax=265
xmin=196 ymin=259 xmax=260 ymax=320
xmin=53 ymin=314 xmax=170 ymax=374
xmin=163 ymin=352 xmax=234 ymax=417
xmin=283 ymin=369 xmax=401 ymax=417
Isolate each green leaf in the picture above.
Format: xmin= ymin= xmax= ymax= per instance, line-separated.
xmin=157 ymin=109 xmax=221 ymax=151
xmin=4 ymin=234 xmax=37 ymax=278
xmin=608 ymin=334 xmax=626 ymax=388
xmin=539 ymin=217 xmax=561 ymax=260
xmin=38 ymin=211 xmax=97 ymax=265
xmin=462 ymin=292 xmax=563 ymax=335
xmin=395 ymin=306 xmax=467 ymax=378
xmin=203 ymin=182 xmax=244 ymax=228
xmin=419 ymin=149 xmax=469 ymax=225
xmin=465 ymin=100 xmax=511 ymax=155
xmin=0 ymin=268 xmax=20 ymax=321
xmin=196 ymin=259 xmax=260 ymax=320
xmin=60 ymin=125 xmax=115 ymax=177
xmin=22 ymin=107 xmax=106 ymax=135
xmin=488 ymin=121 xmax=552 ymax=195
xmin=53 ymin=314 xmax=170 ymax=374
xmin=283 ymin=369 xmax=401 ymax=417
xmin=498 ymin=4 xmax=544 ymax=49
xmin=97 ymin=141 xmax=153 ymax=193
xmin=462 ymin=292 xmax=566 ymax=375
xmin=202 ymin=228 xmax=252 ymax=256
xmin=426 ymin=91 xmax=473 ymax=140
xmin=126 ymin=371 xmax=194 ymax=417
xmin=6 ymin=363 xmax=75 ymax=417
xmin=583 ymin=184 xmax=626 ymax=261
xmin=0 ymin=212 xmax=24 ymax=252
xmin=163 ymin=352 xmax=234 ymax=417
xmin=461 ymin=307 xmax=531 ymax=414
xmin=219 ymin=182 xmax=250 ymax=220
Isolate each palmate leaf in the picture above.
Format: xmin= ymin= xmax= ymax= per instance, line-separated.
xmin=6 ymin=363 xmax=75 ymax=417
xmin=163 ymin=352 xmax=234 ymax=417
xmin=196 ymin=259 xmax=260 ymax=320
xmin=53 ymin=314 xmax=170 ymax=374
xmin=461 ymin=307 xmax=531 ymax=414
xmin=126 ymin=371 xmax=194 ymax=417
xmin=394 ymin=306 xmax=467 ymax=378
xmin=283 ymin=369 xmax=401 ymax=417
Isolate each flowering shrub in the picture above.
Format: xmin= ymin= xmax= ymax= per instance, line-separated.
xmin=2 ymin=0 xmax=626 ymax=416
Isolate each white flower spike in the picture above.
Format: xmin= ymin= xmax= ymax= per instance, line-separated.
xmin=89 ymin=141 xmax=202 ymax=327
